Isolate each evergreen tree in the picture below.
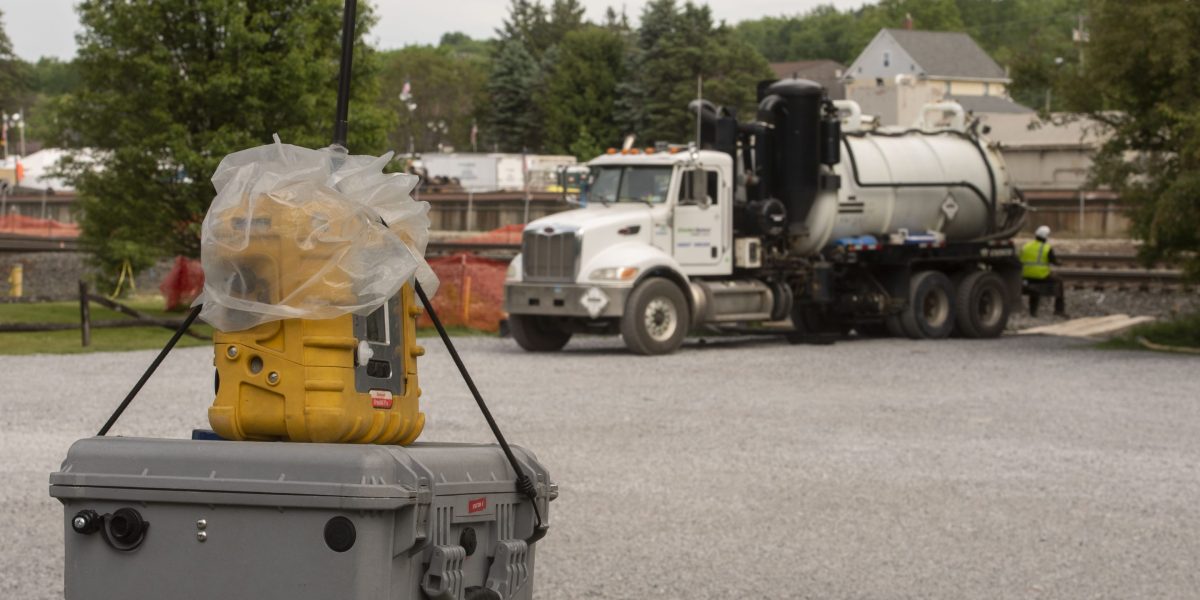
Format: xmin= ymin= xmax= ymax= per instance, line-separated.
xmin=620 ymin=0 xmax=772 ymax=144
xmin=487 ymin=40 xmax=540 ymax=151
xmin=55 ymin=0 xmax=391 ymax=281
xmin=491 ymin=0 xmax=591 ymax=152
xmin=602 ymin=6 xmax=631 ymax=32
xmin=568 ymin=124 xmax=602 ymax=162
xmin=539 ymin=26 xmax=629 ymax=158
xmin=497 ymin=0 xmax=549 ymax=58
xmin=544 ymin=0 xmax=587 ymax=48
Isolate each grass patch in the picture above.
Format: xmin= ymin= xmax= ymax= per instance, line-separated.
xmin=415 ymin=325 xmax=493 ymax=338
xmin=0 ymin=298 xmax=492 ymax=355
xmin=0 ymin=296 xmax=208 ymax=355
xmin=1099 ymin=312 xmax=1200 ymax=353
xmin=0 ymin=297 xmax=190 ymax=324
xmin=0 ymin=327 xmax=213 ymax=355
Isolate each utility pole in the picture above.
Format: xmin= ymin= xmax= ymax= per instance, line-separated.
xmin=1073 ymin=13 xmax=1088 ymax=67
xmin=522 ymin=146 xmax=531 ymax=224
xmin=16 ymin=110 xmax=24 ymax=157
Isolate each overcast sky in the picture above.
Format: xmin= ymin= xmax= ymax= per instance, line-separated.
xmin=6 ymin=0 xmax=867 ymax=61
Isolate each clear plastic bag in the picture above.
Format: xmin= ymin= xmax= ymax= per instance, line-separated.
xmin=197 ymin=137 xmax=436 ymax=332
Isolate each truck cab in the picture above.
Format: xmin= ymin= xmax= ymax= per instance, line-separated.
xmin=504 ymin=148 xmax=745 ymax=354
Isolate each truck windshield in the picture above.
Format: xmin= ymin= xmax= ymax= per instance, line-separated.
xmin=585 ymin=166 xmax=672 ymax=205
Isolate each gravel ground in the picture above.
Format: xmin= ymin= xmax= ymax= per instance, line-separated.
xmin=3 ymin=333 xmax=1199 ymax=599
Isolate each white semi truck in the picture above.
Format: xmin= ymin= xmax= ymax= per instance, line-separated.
xmin=504 ymin=79 xmax=1026 ymax=354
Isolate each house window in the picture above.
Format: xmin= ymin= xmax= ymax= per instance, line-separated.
xmin=945 ymin=81 xmax=952 ymax=94
xmin=883 ymin=52 xmax=890 ymax=68
xmin=876 ymin=78 xmax=884 ymax=87
xmin=984 ymin=82 xmax=990 ymax=96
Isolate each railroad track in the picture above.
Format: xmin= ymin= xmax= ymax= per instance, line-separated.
xmin=1057 ymin=253 xmax=1190 ymax=291
xmin=0 ymin=233 xmax=80 ymax=252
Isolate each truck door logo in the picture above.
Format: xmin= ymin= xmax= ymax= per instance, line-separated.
xmin=468 ymin=497 xmax=487 ymax=513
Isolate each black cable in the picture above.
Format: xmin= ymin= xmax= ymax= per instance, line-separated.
xmin=332 ymin=0 xmax=357 ymax=147
xmin=412 ymin=280 xmax=546 ymax=541
xmin=97 ymin=304 xmax=203 ymax=436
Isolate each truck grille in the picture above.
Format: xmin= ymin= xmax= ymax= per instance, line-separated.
xmin=522 ymin=228 xmax=579 ymax=282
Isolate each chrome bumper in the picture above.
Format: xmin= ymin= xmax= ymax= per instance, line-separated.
xmin=504 ymin=282 xmax=630 ymax=318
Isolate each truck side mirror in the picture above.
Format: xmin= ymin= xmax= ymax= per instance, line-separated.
xmin=558 ymin=167 xmax=581 ymax=206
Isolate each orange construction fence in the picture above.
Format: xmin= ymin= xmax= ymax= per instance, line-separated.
xmin=0 ymin=214 xmax=81 ymax=237
xmin=420 ymin=252 xmax=509 ymax=332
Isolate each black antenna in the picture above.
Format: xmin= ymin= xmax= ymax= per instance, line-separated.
xmin=332 ymin=0 xmax=358 ymax=147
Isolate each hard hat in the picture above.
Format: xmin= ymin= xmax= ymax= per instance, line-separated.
xmin=1035 ymin=225 xmax=1050 ymax=240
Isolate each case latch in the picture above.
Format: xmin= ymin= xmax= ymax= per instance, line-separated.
xmin=421 ymin=544 xmax=466 ymax=600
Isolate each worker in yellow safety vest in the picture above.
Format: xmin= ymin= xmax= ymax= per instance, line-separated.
xmin=1020 ymin=225 xmax=1067 ymax=317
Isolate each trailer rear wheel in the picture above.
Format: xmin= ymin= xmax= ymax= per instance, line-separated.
xmin=954 ymin=271 xmax=1010 ymax=338
xmin=900 ymin=271 xmax=955 ymax=339
xmin=509 ymin=314 xmax=572 ymax=352
xmin=621 ymin=278 xmax=690 ymax=355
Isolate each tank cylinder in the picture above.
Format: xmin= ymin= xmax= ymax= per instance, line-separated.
xmin=758 ymin=79 xmax=824 ymax=227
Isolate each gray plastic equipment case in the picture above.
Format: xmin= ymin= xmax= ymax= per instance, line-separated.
xmin=50 ymin=437 xmax=555 ymax=600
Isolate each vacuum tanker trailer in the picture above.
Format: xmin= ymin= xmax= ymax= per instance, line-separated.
xmin=503 ymin=79 xmax=1026 ymax=355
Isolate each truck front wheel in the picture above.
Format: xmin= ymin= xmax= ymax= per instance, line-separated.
xmin=621 ymin=278 xmax=690 ymax=355
xmin=509 ymin=314 xmax=572 ymax=352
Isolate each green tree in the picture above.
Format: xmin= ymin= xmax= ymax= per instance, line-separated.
xmin=19 ymin=58 xmax=81 ymax=143
xmin=55 ymin=0 xmax=391 ymax=281
xmin=621 ymin=0 xmax=772 ymax=143
xmin=538 ymin=26 xmax=629 ymax=158
xmin=378 ymin=44 xmax=489 ymax=154
xmin=438 ymin=31 xmax=494 ymax=60
xmin=490 ymin=0 xmax=590 ymax=152
xmin=568 ymin=124 xmax=602 ymax=162
xmin=734 ymin=6 xmax=857 ymax=63
xmin=486 ymin=40 xmax=540 ymax=151
xmin=851 ymin=0 xmax=964 ymax=49
xmin=0 ymin=9 xmax=30 ymax=128
xmin=497 ymin=0 xmax=586 ymax=59
xmin=1059 ymin=0 xmax=1200 ymax=279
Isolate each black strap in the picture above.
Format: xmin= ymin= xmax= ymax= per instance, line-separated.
xmin=97 ymin=304 xmax=203 ymax=436
xmin=412 ymin=280 xmax=547 ymax=542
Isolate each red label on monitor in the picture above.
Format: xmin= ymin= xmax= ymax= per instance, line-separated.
xmin=468 ymin=497 xmax=487 ymax=513
xmin=369 ymin=389 xmax=393 ymax=409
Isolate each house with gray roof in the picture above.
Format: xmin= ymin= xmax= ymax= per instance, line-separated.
xmin=843 ymin=28 xmax=1032 ymax=126
xmin=768 ymin=59 xmax=846 ymax=99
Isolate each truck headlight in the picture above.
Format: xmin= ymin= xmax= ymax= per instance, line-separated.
xmin=589 ymin=267 xmax=639 ymax=281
